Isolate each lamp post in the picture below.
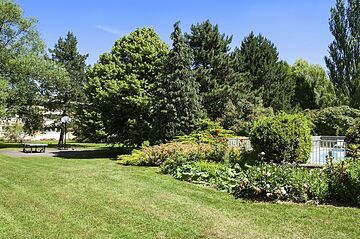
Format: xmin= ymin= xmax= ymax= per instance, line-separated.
xmin=61 ymin=116 xmax=71 ymax=149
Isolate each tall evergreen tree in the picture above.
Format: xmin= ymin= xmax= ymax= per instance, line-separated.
xmin=188 ymin=20 xmax=252 ymax=119
xmin=325 ymin=0 xmax=360 ymax=107
xmin=237 ymin=32 xmax=295 ymax=111
xmin=152 ymin=22 xmax=202 ymax=142
xmin=48 ymin=32 xmax=88 ymax=146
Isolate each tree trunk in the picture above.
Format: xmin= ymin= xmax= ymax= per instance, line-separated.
xmin=57 ymin=126 xmax=64 ymax=147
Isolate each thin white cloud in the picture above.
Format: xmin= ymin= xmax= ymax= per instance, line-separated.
xmin=96 ymin=24 xmax=123 ymax=36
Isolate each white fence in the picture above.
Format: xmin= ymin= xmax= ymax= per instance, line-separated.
xmin=310 ymin=136 xmax=346 ymax=165
xmin=227 ymin=136 xmax=347 ymax=165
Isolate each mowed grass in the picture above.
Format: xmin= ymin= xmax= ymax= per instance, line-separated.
xmin=0 ymin=153 xmax=359 ymax=238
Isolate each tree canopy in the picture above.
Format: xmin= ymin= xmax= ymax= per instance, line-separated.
xmin=152 ymin=22 xmax=202 ymax=142
xmin=237 ymin=32 xmax=295 ymax=111
xmin=85 ymin=27 xmax=168 ymax=146
xmin=325 ymin=0 xmax=360 ymax=107
xmin=291 ymin=59 xmax=337 ymax=109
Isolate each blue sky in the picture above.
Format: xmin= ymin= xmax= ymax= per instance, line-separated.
xmin=17 ymin=0 xmax=335 ymax=68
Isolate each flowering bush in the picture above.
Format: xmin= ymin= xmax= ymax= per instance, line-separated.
xmin=232 ymin=164 xmax=329 ymax=203
xmin=118 ymin=141 xmax=243 ymax=166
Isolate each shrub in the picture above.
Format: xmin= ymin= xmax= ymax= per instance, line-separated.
xmin=326 ymin=160 xmax=360 ymax=205
xmin=308 ymin=106 xmax=360 ymax=136
xmin=219 ymin=100 xmax=273 ymax=136
xmin=249 ymin=113 xmax=311 ymax=164
xmin=167 ymin=161 xmax=226 ymax=185
xmin=175 ymin=118 xmax=235 ymax=144
xmin=4 ymin=122 xmax=24 ymax=142
xmin=232 ymin=164 xmax=329 ymax=203
xmin=345 ymin=122 xmax=360 ymax=159
xmin=118 ymin=141 xmax=243 ymax=166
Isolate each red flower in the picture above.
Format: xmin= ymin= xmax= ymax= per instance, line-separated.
xmin=213 ymin=134 xmax=217 ymax=138
xmin=216 ymin=139 xmax=220 ymax=143
xmin=215 ymin=129 xmax=220 ymax=133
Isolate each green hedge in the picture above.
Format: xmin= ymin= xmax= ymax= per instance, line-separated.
xmin=249 ymin=113 xmax=311 ymax=164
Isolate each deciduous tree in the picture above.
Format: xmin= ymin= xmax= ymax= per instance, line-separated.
xmin=325 ymin=0 xmax=360 ymax=107
xmin=85 ymin=27 xmax=168 ymax=146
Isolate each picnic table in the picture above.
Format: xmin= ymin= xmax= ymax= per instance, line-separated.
xmin=23 ymin=143 xmax=48 ymax=153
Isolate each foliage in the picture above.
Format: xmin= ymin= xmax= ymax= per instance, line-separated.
xmin=345 ymin=122 xmax=360 ymax=158
xmin=85 ymin=27 xmax=168 ymax=147
xmin=232 ymin=164 xmax=329 ymax=203
xmin=119 ymin=142 xmax=209 ymax=166
xmin=162 ymin=161 xmax=330 ymax=203
xmin=188 ymin=20 xmax=255 ymax=120
xmin=2 ymin=54 xmax=69 ymax=136
xmin=237 ymin=32 xmax=295 ymax=111
xmin=249 ymin=113 xmax=312 ymax=164
xmin=118 ymin=141 xmax=241 ymax=166
xmin=0 ymin=78 xmax=8 ymax=118
xmin=22 ymin=106 xmax=44 ymax=135
xmin=73 ymin=106 xmax=107 ymax=143
xmin=326 ymin=160 xmax=360 ymax=205
xmin=152 ymin=22 xmax=202 ymax=143
xmin=219 ymin=99 xmax=273 ymax=136
xmin=0 ymin=0 xmax=70 ymax=137
xmin=175 ymin=118 xmax=235 ymax=144
xmin=167 ymin=160 xmax=226 ymax=185
xmin=309 ymin=106 xmax=360 ymax=135
xmin=4 ymin=122 xmax=24 ymax=142
xmin=48 ymin=32 xmax=88 ymax=146
xmin=291 ymin=59 xmax=337 ymax=109
xmin=325 ymin=0 xmax=360 ymax=108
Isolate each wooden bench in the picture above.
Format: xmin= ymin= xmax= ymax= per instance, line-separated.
xmin=23 ymin=143 xmax=48 ymax=153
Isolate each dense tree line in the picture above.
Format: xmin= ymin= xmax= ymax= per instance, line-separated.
xmin=0 ymin=0 xmax=359 ymax=146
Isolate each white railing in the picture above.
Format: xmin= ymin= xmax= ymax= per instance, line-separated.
xmin=227 ymin=137 xmax=252 ymax=151
xmin=228 ymin=136 xmax=347 ymax=165
xmin=310 ymin=136 xmax=346 ymax=165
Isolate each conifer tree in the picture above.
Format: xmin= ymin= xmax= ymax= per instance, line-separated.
xmin=152 ymin=22 xmax=202 ymax=142
xmin=48 ymin=32 xmax=88 ymax=146
xmin=325 ymin=0 xmax=360 ymax=107
xmin=188 ymin=20 xmax=252 ymax=119
xmin=237 ymin=32 xmax=295 ymax=111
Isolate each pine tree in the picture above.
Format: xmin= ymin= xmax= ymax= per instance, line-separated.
xmin=48 ymin=32 xmax=88 ymax=146
xmin=152 ymin=22 xmax=202 ymax=142
xmin=238 ymin=32 xmax=295 ymax=111
xmin=325 ymin=0 xmax=360 ymax=107
xmin=188 ymin=20 xmax=251 ymax=119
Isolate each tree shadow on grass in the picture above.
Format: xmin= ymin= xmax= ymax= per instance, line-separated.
xmin=51 ymin=148 xmax=132 ymax=160
xmin=0 ymin=142 xmax=23 ymax=149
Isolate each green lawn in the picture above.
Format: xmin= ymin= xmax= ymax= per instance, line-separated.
xmin=0 ymin=151 xmax=359 ymax=238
